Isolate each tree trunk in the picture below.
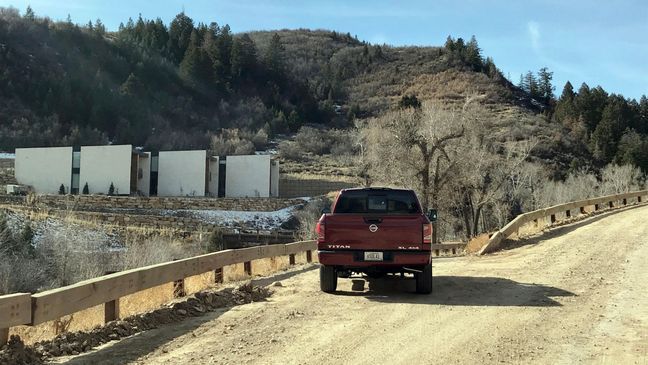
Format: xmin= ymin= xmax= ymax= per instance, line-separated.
xmin=472 ymin=204 xmax=484 ymax=237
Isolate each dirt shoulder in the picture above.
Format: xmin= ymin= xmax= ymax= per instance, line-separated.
xmin=59 ymin=205 xmax=648 ymax=364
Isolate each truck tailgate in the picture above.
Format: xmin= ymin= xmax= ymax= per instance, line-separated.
xmin=324 ymin=215 xmax=425 ymax=251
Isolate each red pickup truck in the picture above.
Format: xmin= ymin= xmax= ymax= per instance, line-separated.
xmin=316 ymin=187 xmax=435 ymax=294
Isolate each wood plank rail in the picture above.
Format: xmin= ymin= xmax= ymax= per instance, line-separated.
xmin=479 ymin=190 xmax=648 ymax=255
xmin=0 ymin=240 xmax=316 ymax=345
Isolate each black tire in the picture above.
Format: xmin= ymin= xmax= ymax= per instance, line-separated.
xmin=320 ymin=265 xmax=338 ymax=293
xmin=415 ymin=263 xmax=432 ymax=294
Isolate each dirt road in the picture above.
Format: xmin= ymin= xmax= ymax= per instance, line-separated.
xmin=61 ymin=205 xmax=648 ymax=365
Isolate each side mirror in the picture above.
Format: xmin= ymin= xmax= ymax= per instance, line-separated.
xmin=321 ymin=207 xmax=331 ymax=215
xmin=427 ymin=209 xmax=437 ymax=222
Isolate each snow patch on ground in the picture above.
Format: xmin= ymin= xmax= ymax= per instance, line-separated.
xmin=3 ymin=211 xmax=121 ymax=250
xmin=0 ymin=153 xmax=15 ymax=159
xmin=161 ymin=205 xmax=299 ymax=230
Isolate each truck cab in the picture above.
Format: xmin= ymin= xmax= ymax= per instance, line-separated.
xmin=316 ymin=187 xmax=434 ymax=294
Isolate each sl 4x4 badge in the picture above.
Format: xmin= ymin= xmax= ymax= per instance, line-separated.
xmin=369 ymin=224 xmax=378 ymax=232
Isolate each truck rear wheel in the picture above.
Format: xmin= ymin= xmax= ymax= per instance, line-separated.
xmin=415 ymin=263 xmax=432 ymax=294
xmin=320 ymin=265 xmax=338 ymax=293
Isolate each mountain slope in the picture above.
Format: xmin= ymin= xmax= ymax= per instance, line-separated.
xmin=0 ymin=8 xmax=592 ymax=175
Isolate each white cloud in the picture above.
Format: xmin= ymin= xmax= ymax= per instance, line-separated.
xmin=527 ymin=21 xmax=540 ymax=52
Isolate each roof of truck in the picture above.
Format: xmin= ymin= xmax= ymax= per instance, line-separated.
xmin=340 ymin=187 xmax=414 ymax=192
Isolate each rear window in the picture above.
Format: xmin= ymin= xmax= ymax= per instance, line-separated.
xmin=334 ymin=190 xmax=421 ymax=214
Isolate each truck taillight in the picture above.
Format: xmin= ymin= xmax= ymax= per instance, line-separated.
xmin=423 ymin=223 xmax=432 ymax=244
xmin=316 ymin=220 xmax=325 ymax=243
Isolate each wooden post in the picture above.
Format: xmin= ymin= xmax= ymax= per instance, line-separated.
xmin=639 ymin=196 xmax=642 ymax=203
xmin=565 ymin=210 xmax=571 ymax=218
xmin=580 ymin=206 xmax=586 ymax=214
xmin=550 ymin=214 xmax=556 ymax=224
xmin=0 ymin=328 xmax=9 ymax=347
xmin=289 ymin=254 xmax=296 ymax=265
xmin=306 ymin=250 xmax=312 ymax=263
xmin=104 ymin=298 xmax=119 ymax=324
xmin=244 ymin=261 xmax=252 ymax=276
xmin=594 ymin=204 xmax=599 ymax=211
xmin=214 ymin=268 xmax=223 ymax=284
xmin=104 ymin=271 xmax=119 ymax=323
xmin=623 ymin=198 xmax=627 ymax=205
xmin=609 ymin=201 xmax=614 ymax=208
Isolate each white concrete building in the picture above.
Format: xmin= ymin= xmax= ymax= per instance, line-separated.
xmin=13 ymin=145 xmax=279 ymax=197
xmin=15 ymin=147 xmax=73 ymax=194
xmin=225 ymin=155 xmax=279 ymax=198
xmin=79 ymin=145 xmax=133 ymax=195
xmin=157 ymin=150 xmax=207 ymax=197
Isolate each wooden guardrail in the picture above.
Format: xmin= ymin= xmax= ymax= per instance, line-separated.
xmin=0 ymin=240 xmax=316 ymax=345
xmin=478 ymin=190 xmax=648 ymax=255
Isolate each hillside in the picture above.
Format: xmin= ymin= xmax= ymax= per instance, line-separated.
xmin=0 ymin=9 xmax=544 ymax=145
xmin=2 ymin=8 xmax=645 ymax=178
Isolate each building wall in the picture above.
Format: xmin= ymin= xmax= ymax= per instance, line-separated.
xmin=137 ymin=152 xmax=151 ymax=196
xmin=208 ymin=157 xmax=219 ymax=197
xmin=270 ymin=160 xmax=280 ymax=197
xmin=225 ymin=155 xmax=271 ymax=198
xmin=80 ymin=145 xmax=132 ymax=195
xmin=15 ymin=147 xmax=73 ymax=194
xmin=157 ymin=150 xmax=206 ymax=197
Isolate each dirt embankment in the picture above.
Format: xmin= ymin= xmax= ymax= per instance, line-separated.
xmin=46 ymin=205 xmax=648 ymax=364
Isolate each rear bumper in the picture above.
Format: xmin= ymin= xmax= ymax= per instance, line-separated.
xmin=318 ymin=249 xmax=431 ymax=268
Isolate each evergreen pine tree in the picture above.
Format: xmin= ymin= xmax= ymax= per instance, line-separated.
xmin=180 ymin=29 xmax=201 ymax=82
xmin=82 ymin=182 xmax=89 ymax=194
xmin=108 ymin=182 xmax=115 ymax=195
xmin=444 ymin=36 xmax=455 ymax=52
xmin=264 ymin=33 xmax=285 ymax=75
xmin=537 ymin=67 xmax=555 ymax=102
xmin=553 ymin=81 xmax=577 ymax=125
xmin=231 ymin=33 xmax=257 ymax=80
xmin=168 ymin=12 xmax=194 ymax=64
xmin=95 ymin=18 xmax=106 ymax=36
xmin=58 ymin=184 xmax=65 ymax=195
xmin=465 ymin=35 xmax=483 ymax=71
xmin=24 ymin=5 xmax=35 ymax=20
xmin=524 ymin=71 xmax=539 ymax=98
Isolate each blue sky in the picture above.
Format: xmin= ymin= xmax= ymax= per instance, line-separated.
xmin=2 ymin=0 xmax=647 ymax=99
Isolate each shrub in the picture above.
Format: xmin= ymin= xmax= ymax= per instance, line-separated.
xmin=58 ymin=184 xmax=65 ymax=195
xmin=278 ymin=141 xmax=305 ymax=161
xmin=206 ymin=228 xmax=225 ymax=252
xmin=210 ymin=128 xmax=256 ymax=156
xmin=295 ymin=126 xmax=330 ymax=154
xmin=251 ymin=128 xmax=268 ymax=150
xmin=108 ymin=182 xmax=115 ymax=196
xmin=294 ymin=197 xmax=332 ymax=240
xmin=120 ymin=236 xmax=197 ymax=270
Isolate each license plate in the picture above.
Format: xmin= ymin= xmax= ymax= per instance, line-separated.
xmin=364 ymin=251 xmax=383 ymax=261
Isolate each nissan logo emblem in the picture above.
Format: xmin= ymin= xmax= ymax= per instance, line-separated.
xmin=369 ymin=224 xmax=378 ymax=233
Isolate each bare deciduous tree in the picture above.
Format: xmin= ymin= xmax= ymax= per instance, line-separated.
xmin=360 ymin=98 xmax=481 ymax=211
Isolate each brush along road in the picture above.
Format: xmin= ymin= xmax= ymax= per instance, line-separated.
xmin=60 ymin=205 xmax=648 ymax=365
